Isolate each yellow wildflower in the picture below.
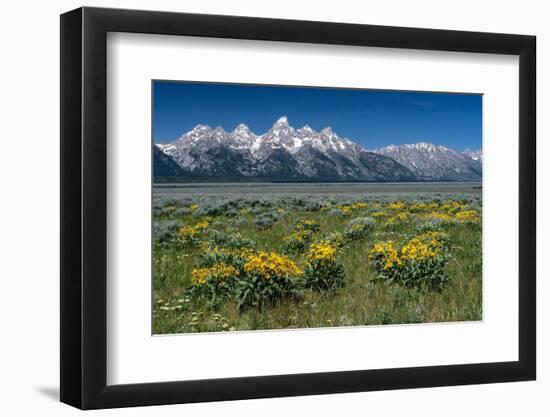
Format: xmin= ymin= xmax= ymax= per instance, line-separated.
xmin=295 ymin=219 xmax=319 ymax=232
xmin=384 ymin=212 xmax=410 ymax=225
xmin=244 ymin=252 xmax=303 ymax=279
xmin=370 ymin=241 xmax=402 ymax=270
xmin=371 ymin=211 xmax=386 ymax=218
xmin=400 ymin=238 xmax=438 ymax=261
xmin=306 ymin=242 xmax=337 ymax=262
xmin=441 ymin=200 xmax=469 ymax=213
xmin=191 ymin=263 xmax=239 ymax=285
xmin=338 ymin=202 xmax=367 ymax=214
xmin=424 ymin=211 xmax=452 ymax=222
xmin=178 ymin=219 xmax=210 ymax=244
xmin=409 ymin=202 xmax=428 ymax=212
xmin=178 ymin=225 xmax=199 ymax=240
xmin=283 ymin=229 xmax=313 ymax=244
xmin=388 ymin=201 xmax=406 ymax=210
xmin=455 ymin=210 xmax=480 ymax=222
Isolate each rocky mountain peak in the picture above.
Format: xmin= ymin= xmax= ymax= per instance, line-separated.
xmin=273 ymin=115 xmax=289 ymax=126
xmin=268 ymin=116 xmax=294 ymax=135
xmin=191 ymin=124 xmax=211 ymax=133
xmin=235 ymin=122 xmax=252 ymax=131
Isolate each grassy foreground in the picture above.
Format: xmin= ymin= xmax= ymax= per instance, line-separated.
xmin=153 ymin=192 xmax=482 ymax=334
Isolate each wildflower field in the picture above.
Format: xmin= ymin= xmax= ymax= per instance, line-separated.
xmin=153 ymin=189 xmax=482 ymax=334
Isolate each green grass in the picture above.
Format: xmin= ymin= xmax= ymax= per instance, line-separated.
xmin=153 ymin=197 xmax=482 ymax=334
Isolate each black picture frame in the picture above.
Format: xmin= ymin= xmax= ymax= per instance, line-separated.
xmin=60 ymin=6 xmax=536 ymax=410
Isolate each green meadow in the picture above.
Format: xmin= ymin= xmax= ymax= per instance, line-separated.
xmin=153 ymin=184 xmax=482 ymax=334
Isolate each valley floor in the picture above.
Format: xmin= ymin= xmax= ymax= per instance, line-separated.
xmin=152 ymin=185 xmax=482 ymax=334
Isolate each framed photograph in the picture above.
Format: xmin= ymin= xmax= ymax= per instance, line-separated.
xmin=60 ymin=7 xmax=536 ymax=409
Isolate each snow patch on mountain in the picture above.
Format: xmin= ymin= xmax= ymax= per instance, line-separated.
xmin=463 ymin=148 xmax=483 ymax=163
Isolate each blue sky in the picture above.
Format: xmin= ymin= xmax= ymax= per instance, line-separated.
xmin=153 ymin=81 xmax=482 ymax=150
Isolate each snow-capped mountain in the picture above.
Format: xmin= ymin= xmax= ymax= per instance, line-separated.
xmin=156 ymin=116 xmax=416 ymax=182
xmin=374 ymin=142 xmax=482 ymax=181
xmin=462 ymin=148 xmax=483 ymax=163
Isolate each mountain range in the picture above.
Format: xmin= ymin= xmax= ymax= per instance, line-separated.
xmin=375 ymin=143 xmax=483 ymax=181
xmin=154 ymin=116 xmax=482 ymax=182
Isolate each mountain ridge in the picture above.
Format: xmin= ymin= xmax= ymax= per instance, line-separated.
xmin=155 ymin=117 xmax=482 ymax=183
xmin=374 ymin=142 xmax=482 ymax=181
